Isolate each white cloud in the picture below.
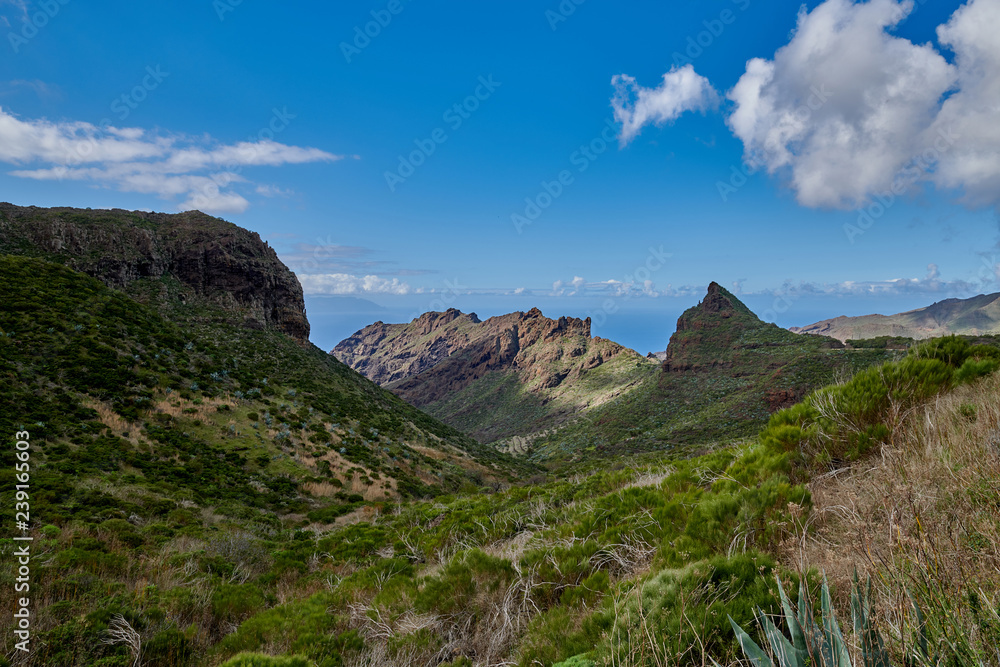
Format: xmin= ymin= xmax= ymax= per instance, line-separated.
xmin=617 ymin=0 xmax=1000 ymax=211
xmin=727 ymin=0 xmax=956 ymax=208
xmin=297 ymin=273 xmax=412 ymax=296
xmin=725 ymin=0 xmax=1000 ymax=210
xmin=552 ymin=276 xmax=587 ymax=296
xmin=0 ymin=107 xmax=342 ymax=214
xmin=612 ymin=65 xmax=719 ymax=145
xmin=928 ymin=0 xmax=1000 ymax=207
xmin=775 ymin=263 xmax=979 ymax=297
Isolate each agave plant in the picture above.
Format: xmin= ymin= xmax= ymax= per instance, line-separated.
xmin=721 ymin=572 xmax=892 ymax=667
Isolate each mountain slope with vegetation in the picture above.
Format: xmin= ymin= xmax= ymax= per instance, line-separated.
xmin=0 ymin=207 xmax=538 ymax=665
xmin=790 ymin=290 xmax=1000 ymax=341
xmin=8 ymin=322 xmax=991 ymax=666
xmin=519 ymin=283 xmax=898 ymax=463
xmin=334 ymin=308 xmax=659 ymax=444
xmin=0 ymin=203 xmax=311 ymax=341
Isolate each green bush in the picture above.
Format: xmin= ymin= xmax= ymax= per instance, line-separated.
xmin=219 ymin=654 xmax=312 ymax=667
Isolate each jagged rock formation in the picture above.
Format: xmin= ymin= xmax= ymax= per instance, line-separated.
xmin=333 ymin=307 xmax=656 ymax=443
xmin=0 ymin=203 xmax=309 ymax=341
xmin=333 ymin=309 xmax=483 ymax=385
xmin=790 ymin=292 xmax=1000 ymax=341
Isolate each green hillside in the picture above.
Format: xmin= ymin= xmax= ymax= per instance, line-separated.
xmin=521 ymin=283 xmax=897 ymax=463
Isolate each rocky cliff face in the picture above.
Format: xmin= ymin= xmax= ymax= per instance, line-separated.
xmin=333 ymin=309 xmax=483 ymax=385
xmin=663 ymin=282 xmax=764 ymax=372
xmin=332 ymin=307 xmax=653 ymax=442
xmin=386 ymin=308 xmax=611 ymax=406
xmin=0 ymin=203 xmax=309 ymax=341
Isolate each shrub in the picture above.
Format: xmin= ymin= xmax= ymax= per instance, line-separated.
xmin=219 ymin=654 xmax=312 ymax=667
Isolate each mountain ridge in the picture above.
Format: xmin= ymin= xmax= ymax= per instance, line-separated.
xmin=790 ymin=291 xmax=1000 ymax=341
xmin=0 ymin=202 xmax=310 ymax=341
xmin=332 ymin=306 xmax=655 ymax=443
xmin=331 ymin=282 xmax=893 ymax=461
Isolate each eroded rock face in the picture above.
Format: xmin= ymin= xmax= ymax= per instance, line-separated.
xmin=663 ymin=282 xmax=753 ymax=373
xmin=333 ymin=307 xmax=634 ymax=406
xmin=0 ymin=203 xmax=309 ymax=341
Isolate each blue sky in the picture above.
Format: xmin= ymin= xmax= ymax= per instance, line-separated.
xmin=1 ymin=0 xmax=998 ymax=354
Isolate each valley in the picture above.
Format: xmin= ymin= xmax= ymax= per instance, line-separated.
xmin=1 ymin=206 xmax=998 ymax=667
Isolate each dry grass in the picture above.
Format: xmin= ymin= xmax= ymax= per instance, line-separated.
xmin=792 ymin=372 xmax=1000 ymax=660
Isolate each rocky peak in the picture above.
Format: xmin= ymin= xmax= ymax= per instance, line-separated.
xmin=663 ymin=282 xmax=764 ymax=372
xmin=0 ymin=203 xmax=309 ymax=341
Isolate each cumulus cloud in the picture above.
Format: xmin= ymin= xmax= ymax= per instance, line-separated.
xmin=551 ymin=276 xmax=587 ymax=296
xmin=551 ymin=275 xmax=668 ymax=298
xmin=612 ymin=65 xmax=719 ymax=145
xmin=0 ymin=107 xmax=342 ymax=214
xmin=928 ymin=0 xmax=1000 ymax=207
xmin=727 ymin=0 xmax=957 ymax=208
xmin=296 ymin=273 xmax=412 ymax=296
xmin=618 ymin=0 xmax=1000 ymax=211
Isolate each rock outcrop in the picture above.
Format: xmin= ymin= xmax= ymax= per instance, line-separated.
xmin=663 ymin=282 xmax=763 ymax=373
xmin=0 ymin=203 xmax=309 ymax=341
xmin=332 ymin=307 xmax=653 ymax=442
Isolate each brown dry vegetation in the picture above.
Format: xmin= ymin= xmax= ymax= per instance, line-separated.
xmin=790 ymin=372 xmax=1000 ymax=662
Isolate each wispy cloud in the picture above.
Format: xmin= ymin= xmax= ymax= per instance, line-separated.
xmin=767 ymin=264 xmax=982 ymax=298
xmin=611 ymin=65 xmax=719 ymax=146
xmin=0 ymin=107 xmax=344 ymax=213
xmin=1 ymin=79 xmax=62 ymax=102
xmin=297 ymin=273 xmax=412 ymax=296
xmin=0 ymin=0 xmax=28 ymax=26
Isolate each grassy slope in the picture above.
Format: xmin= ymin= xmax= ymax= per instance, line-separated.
xmin=416 ymin=339 xmax=660 ymax=445
xmin=795 ymin=291 xmax=1000 ymax=341
xmin=526 ymin=290 xmax=896 ymax=465
xmin=0 ymin=256 xmax=534 ymax=665
xmin=0 ymin=256 xmax=996 ymax=665
xmin=73 ymin=336 xmax=992 ymax=667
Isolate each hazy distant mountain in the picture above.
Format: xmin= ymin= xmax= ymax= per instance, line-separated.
xmin=790 ymin=292 xmax=1000 ymax=341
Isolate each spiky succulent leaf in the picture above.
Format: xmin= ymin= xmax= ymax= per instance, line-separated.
xmin=821 ymin=576 xmax=852 ymax=667
xmin=777 ymin=576 xmax=808 ymax=653
xmin=759 ymin=608 xmax=810 ymax=667
xmin=729 ymin=616 xmax=775 ymax=667
xmin=798 ymin=578 xmax=831 ymax=666
xmin=851 ymin=573 xmax=891 ymax=667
